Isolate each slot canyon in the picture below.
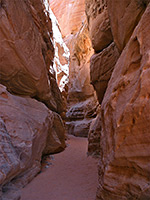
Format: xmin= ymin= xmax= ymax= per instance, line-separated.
xmin=1 ymin=0 xmax=150 ymax=199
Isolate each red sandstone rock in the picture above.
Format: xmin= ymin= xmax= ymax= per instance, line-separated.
xmin=0 ymin=0 xmax=63 ymax=113
xmin=85 ymin=0 xmax=117 ymax=157
xmin=67 ymin=24 xmax=95 ymax=104
xmin=50 ymin=0 xmax=86 ymax=37
xmin=0 ymin=118 xmax=20 ymax=200
xmin=85 ymin=0 xmax=113 ymax=52
xmin=43 ymin=112 xmax=66 ymax=155
xmin=50 ymin=0 xmax=98 ymax=137
xmin=65 ymin=23 xmax=98 ymax=137
xmin=90 ymin=42 xmax=119 ymax=103
xmin=66 ymin=96 xmax=98 ymax=137
xmin=97 ymin=3 xmax=150 ymax=199
xmin=107 ymin=0 xmax=150 ymax=52
xmin=0 ymin=0 xmax=66 ymax=199
xmin=0 ymin=84 xmax=66 ymax=197
xmin=49 ymin=9 xmax=70 ymax=93
xmin=88 ymin=108 xmax=101 ymax=157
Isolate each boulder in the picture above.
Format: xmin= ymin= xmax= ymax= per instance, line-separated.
xmin=66 ymin=96 xmax=98 ymax=137
xmin=0 ymin=84 xmax=66 ymax=197
xmin=0 ymin=118 xmax=21 ymax=200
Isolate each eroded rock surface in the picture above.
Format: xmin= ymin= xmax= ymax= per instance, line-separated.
xmin=107 ymin=0 xmax=150 ymax=52
xmin=0 ymin=84 xmax=66 ymax=198
xmin=50 ymin=0 xmax=85 ymax=37
xmin=66 ymin=23 xmax=98 ymax=137
xmin=85 ymin=0 xmax=119 ymax=154
xmin=67 ymin=24 xmax=94 ymax=104
xmin=90 ymin=42 xmax=119 ymax=103
xmin=92 ymin=2 xmax=150 ymax=199
xmin=88 ymin=108 xmax=101 ymax=157
xmin=50 ymin=1 xmax=98 ymax=137
xmin=0 ymin=0 xmax=63 ymax=113
xmin=66 ymin=96 xmax=98 ymax=137
xmin=0 ymin=0 xmax=66 ymax=198
xmin=0 ymin=118 xmax=21 ymax=200
xmin=86 ymin=0 xmax=150 ymax=198
xmin=85 ymin=0 xmax=113 ymax=53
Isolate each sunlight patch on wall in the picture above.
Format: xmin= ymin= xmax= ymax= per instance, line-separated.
xmin=43 ymin=0 xmax=70 ymax=92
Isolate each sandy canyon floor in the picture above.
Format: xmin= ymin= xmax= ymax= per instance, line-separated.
xmin=21 ymin=136 xmax=98 ymax=200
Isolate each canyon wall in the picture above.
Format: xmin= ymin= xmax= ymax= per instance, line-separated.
xmin=50 ymin=0 xmax=85 ymax=38
xmin=50 ymin=0 xmax=98 ymax=137
xmin=86 ymin=0 xmax=150 ymax=199
xmin=85 ymin=0 xmax=119 ymax=157
xmin=0 ymin=0 xmax=66 ymax=199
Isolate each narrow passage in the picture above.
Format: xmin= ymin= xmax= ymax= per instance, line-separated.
xmin=21 ymin=136 xmax=98 ymax=200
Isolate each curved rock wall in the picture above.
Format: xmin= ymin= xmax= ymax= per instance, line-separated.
xmin=50 ymin=0 xmax=85 ymax=37
xmin=86 ymin=0 xmax=150 ymax=199
xmin=0 ymin=0 xmax=63 ymax=113
xmin=0 ymin=0 xmax=66 ymax=199
xmin=85 ymin=0 xmax=119 ymax=157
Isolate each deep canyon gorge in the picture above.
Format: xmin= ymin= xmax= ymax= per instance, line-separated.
xmin=1 ymin=0 xmax=150 ymax=199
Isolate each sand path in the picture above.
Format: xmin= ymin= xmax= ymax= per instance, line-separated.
xmin=21 ymin=136 xmax=98 ymax=200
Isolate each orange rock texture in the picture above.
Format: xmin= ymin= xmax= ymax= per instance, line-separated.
xmin=85 ymin=0 xmax=119 ymax=157
xmin=0 ymin=0 xmax=63 ymax=113
xmin=0 ymin=84 xmax=66 ymax=198
xmin=86 ymin=0 xmax=150 ymax=199
xmin=85 ymin=0 xmax=113 ymax=53
xmin=0 ymin=0 xmax=66 ymax=199
xmin=50 ymin=0 xmax=98 ymax=137
xmin=50 ymin=0 xmax=86 ymax=37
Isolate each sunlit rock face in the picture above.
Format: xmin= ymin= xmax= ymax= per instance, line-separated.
xmin=0 ymin=0 xmax=64 ymax=113
xmin=87 ymin=0 xmax=150 ymax=199
xmin=50 ymin=0 xmax=98 ymax=137
xmin=50 ymin=0 xmax=86 ymax=37
xmin=0 ymin=0 xmax=66 ymax=198
xmin=48 ymin=7 xmax=70 ymax=93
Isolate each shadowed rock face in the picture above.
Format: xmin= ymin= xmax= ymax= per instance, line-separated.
xmin=0 ymin=118 xmax=21 ymax=200
xmin=85 ymin=0 xmax=113 ymax=53
xmin=0 ymin=118 xmax=20 ymax=186
xmin=87 ymin=110 xmax=101 ymax=157
xmin=90 ymin=42 xmax=119 ymax=104
xmin=0 ymin=0 xmax=66 ymax=198
xmin=66 ymin=96 xmax=98 ymax=137
xmin=0 ymin=84 xmax=66 ymax=198
xmin=0 ymin=0 xmax=63 ymax=113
